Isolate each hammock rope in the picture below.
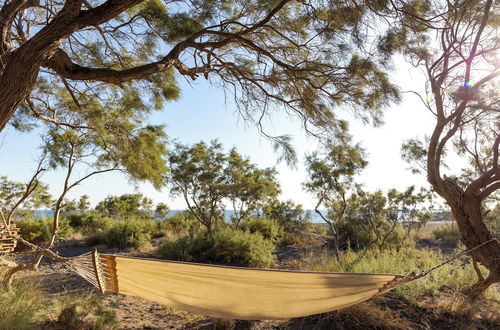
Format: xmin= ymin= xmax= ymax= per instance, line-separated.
xmin=375 ymin=237 xmax=498 ymax=295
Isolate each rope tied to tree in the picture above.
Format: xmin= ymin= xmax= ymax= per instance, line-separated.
xmin=378 ymin=237 xmax=499 ymax=294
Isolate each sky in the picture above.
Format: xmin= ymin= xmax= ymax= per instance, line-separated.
xmin=0 ymin=58 xmax=447 ymax=210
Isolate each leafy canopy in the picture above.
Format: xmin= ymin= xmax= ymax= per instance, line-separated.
xmin=3 ymin=0 xmax=403 ymax=160
xmin=167 ymin=140 xmax=280 ymax=230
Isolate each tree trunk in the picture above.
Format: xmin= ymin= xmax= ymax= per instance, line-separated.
xmin=439 ymin=181 xmax=500 ymax=296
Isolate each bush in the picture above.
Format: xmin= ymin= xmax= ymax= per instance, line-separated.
xmin=432 ymin=224 xmax=461 ymax=242
xmin=88 ymin=217 xmax=157 ymax=250
xmin=241 ymin=217 xmax=284 ymax=243
xmin=339 ymin=221 xmax=411 ymax=250
xmin=158 ymin=211 xmax=203 ymax=237
xmin=17 ymin=217 xmax=73 ymax=243
xmin=0 ymin=268 xmax=44 ymax=330
xmin=51 ymin=293 xmax=120 ymax=330
xmin=158 ymin=227 xmax=277 ymax=268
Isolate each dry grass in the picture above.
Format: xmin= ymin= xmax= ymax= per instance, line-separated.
xmin=431 ymin=224 xmax=461 ymax=242
xmin=415 ymin=221 xmax=455 ymax=239
xmin=295 ymin=247 xmax=499 ymax=302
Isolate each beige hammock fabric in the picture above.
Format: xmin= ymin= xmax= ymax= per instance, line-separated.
xmin=89 ymin=253 xmax=402 ymax=320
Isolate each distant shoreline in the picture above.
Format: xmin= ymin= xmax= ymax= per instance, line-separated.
xmin=32 ymin=210 xmax=454 ymax=224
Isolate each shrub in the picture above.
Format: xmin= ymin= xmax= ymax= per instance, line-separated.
xmin=0 ymin=268 xmax=44 ymax=330
xmin=88 ymin=217 xmax=157 ymax=250
xmin=432 ymin=224 xmax=461 ymax=242
xmin=241 ymin=217 xmax=284 ymax=243
xmin=339 ymin=221 xmax=411 ymax=250
xmin=158 ymin=211 xmax=203 ymax=237
xmin=158 ymin=227 xmax=277 ymax=268
xmin=51 ymin=293 xmax=120 ymax=330
xmin=0 ymin=268 xmax=120 ymax=329
xmin=17 ymin=217 xmax=73 ymax=243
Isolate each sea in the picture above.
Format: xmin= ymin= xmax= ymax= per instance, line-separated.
xmin=34 ymin=209 xmax=327 ymax=223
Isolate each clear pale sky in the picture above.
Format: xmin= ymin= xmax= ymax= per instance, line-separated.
xmin=0 ymin=59 xmax=447 ymax=209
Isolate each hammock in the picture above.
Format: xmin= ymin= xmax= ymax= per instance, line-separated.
xmin=62 ymin=250 xmax=412 ymax=320
xmin=11 ymin=238 xmax=498 ymax=320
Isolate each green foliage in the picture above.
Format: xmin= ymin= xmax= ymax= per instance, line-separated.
xmin=304 ymin=133 xmax=368 ymax=250
xmin=158 ymin=227 xmax=277 ymax=268
xmin=17 ymin=217 xmax=73 ymax=243
xmin=0 ymin=176 xmax=52 ymax=220
xmin=305 ymin=134 xmax=368 ymax=195
xmin=432 ymin=224 xmax=461 ymax=242
xmin=401 ymin=138 xmax=428 ymax=174
xmin=168 ymin=140 xmax=280 ymax=230
xmin=155 ymin=202 xmax=170 ymax=220
xmin=241 ymin=217 xmax=284 ymax=243
xmin=304 ymin=133 xmax=368 ymax=217
xmin=95 ymin=193 xmax=153 ymax=219
xmin=67 ymin=212 xmax=112 ymax=233
xmin=262 ymin=199 xmax=312 ymax=232
xmin=0 ymin=271 xmax=120 ymax=330
xmin=302 ymin=247 xmax=494 ymax=302
xmin=88 ymin=217 xmax=157 ymax=250
xmin=345 ymin=55 xmax=400 ymax=112
xmin=0 ymin=269 xmax=44 ymax=330
xmin=44 ymin=121 xmax=168 ymax=193
xmin=158 ymin=211 xmax=202 ymax=237
xmin=116 ymin=125 xmax=169 ymax=189
xmin=225 ymin=149 xmax=281 ymax=226
xmin=168 ymin=141 xmax=227 ymax=230
xmin=340 ymin=187 xmax=430 ymax=250
xmin=51 ymin=293 xmax=120 ymax=330
xmin=78 ymin=195 xmax=91 ymax=211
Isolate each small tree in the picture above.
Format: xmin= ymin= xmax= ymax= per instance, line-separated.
xmin=2 ymin=120 xmax=168 ymax=287
xmin=262 ymin=199 xmax=311 ymax=231
xmin=167 ymin=141 xmax=228 ymax=232
xmin=77 ymin=195 xmax=90 ymax=211
xmin=303 ymin=133 xmax=368 ymax=255
xmin=155 ymin=202 xmax=170 ymax=221
xmin=225 ymin=149 xmax=280 ymax=228
xmin=168 ymin=141 xmax=280 ymax=231
xmin=0 ymin=174 xmax=52 ymax=223
xmin=96 ymin=193 xmax=151 ymax=219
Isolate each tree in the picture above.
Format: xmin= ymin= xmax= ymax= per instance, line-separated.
xmin=0 ymin=0 xmax=401 ymax=160
xmin=225 ymin=149 xmax=280 ymax=227
xmin=2 ymin=117 xmax=167 ymax=287
xmin=77 ymin=195 xmax=90 ymax=211
xmin=0 ymin=174 xmax=52 ymax=222
xmin=96 ymin=193 xmax=152 ymax=219
xmin=341 ymin=189 xmax=387 ymax=250
xmin=168 ymin=140 xmax=280 ymax=231
xmin=168 ymin=141 xmax=227 ymax=231
xmin=155 ymin=202 xmax=169 ymax=220
xmin=303 ymin=133 xmax=368 ymax=255
xmin=332 ymin=186 xmax=431 ymax=251
xmin=397 ymin=0 xmax=499 ymax=295
xmin=262 ymin=199 xmax=311 ymax=231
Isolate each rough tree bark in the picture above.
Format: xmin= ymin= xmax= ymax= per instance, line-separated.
xmin=0 ymin=0 xmax=144 ymax=131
